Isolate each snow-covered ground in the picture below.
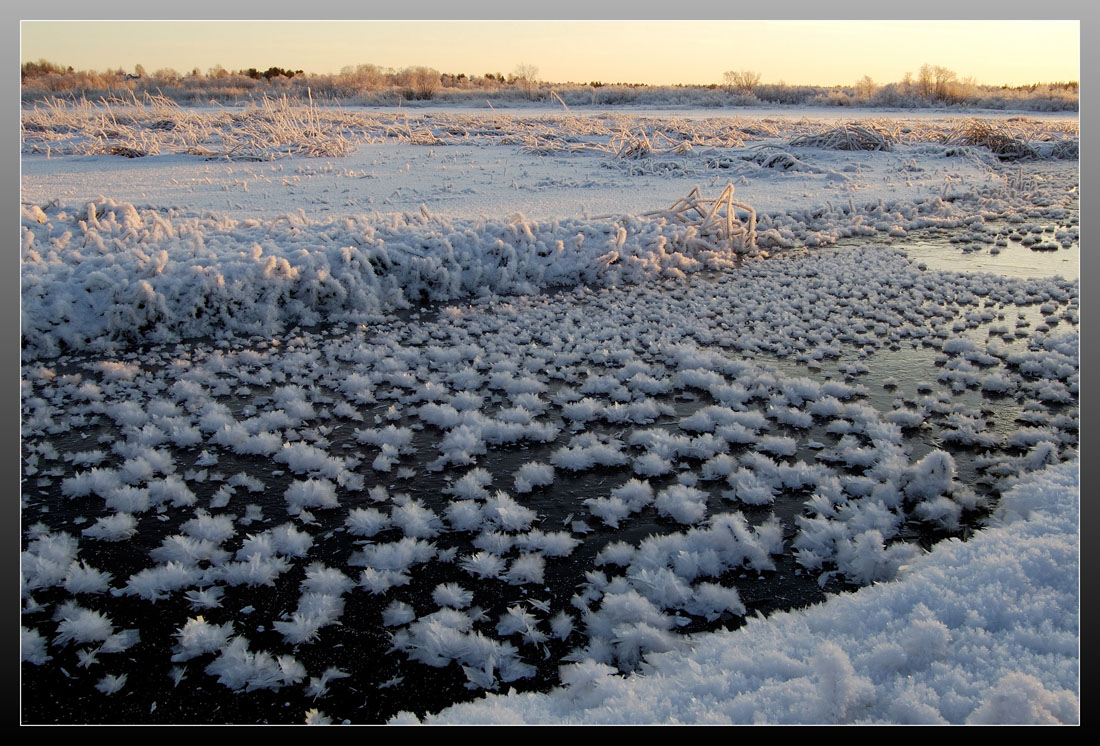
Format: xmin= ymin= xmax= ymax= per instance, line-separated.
xmin=20 ymin=104 xmax=1078 ymax=724
xmin=20 ymin=106 xmax=1076 ymax=223
xmin=413 ymin=458 xmax=1080 ymax=724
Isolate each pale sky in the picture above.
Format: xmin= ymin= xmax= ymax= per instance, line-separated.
xmin=20 ymin=20 xmax=1080 ymax=87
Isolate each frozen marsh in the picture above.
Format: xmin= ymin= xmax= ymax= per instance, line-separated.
xmin=20 ymin=102 xmax=1079 ymax=724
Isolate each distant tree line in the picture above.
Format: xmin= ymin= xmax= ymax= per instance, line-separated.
xmin=718 ymin=64 xmax=1077 ymax=111
xmin=21 ymin=59 xmax=73 ymax=80
xmin=18 ymin=59 xmax=545 ymax=103
xmin=18 ymin=58 xmax=1078 ymax=112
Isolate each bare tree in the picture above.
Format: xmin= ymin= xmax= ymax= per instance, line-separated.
xmin=513 ymin=63 xmax=539 ymax=99
xmin=723 ymin=70 xmax=762 ymax=95
xmin=913 ymin=63 xmax=958 ymax=102
xmin=900 ymin=71 xmax=914 ymax=96
xmin=855 ymin=75 xmax=877 ymax=102
xmin=932 ymin=65 xmax=957 ymax=101
xmin=401 ymin=66 xmax=440 ymax=99
xmin=722 ymin=70 xmax=736 ymax=94
xmin=339 ymin=63 xmax=384 ymax=93
xmin=916 ymin=64 xmax=935 ymax=100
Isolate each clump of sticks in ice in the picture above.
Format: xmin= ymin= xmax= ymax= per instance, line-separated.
xmin=590 ymin=183 xmax=756 ymax=251
xmin=607 ymin=129 xmax=694 ymax=159
xmin=644 ymin=183 xmax=757 ymax=251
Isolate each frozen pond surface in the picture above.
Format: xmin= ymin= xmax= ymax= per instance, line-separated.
xmin=20 ymin=105 xmax=1078 ymax=724
xmin=889 ymin=223 xmax=1077 ymax=280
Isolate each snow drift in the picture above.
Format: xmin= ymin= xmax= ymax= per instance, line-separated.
xmin=413 ymin=459 xmax=1080 ymax=724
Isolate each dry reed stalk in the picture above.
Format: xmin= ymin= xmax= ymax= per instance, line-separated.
xmin=550 ymin=89 xmax=580 ymax=125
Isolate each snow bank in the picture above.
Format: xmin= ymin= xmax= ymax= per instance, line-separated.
xmin=416 ymin=459 xmax=1079 ymax=724
xmin=20 ymin=198 xmax=765 ymax=358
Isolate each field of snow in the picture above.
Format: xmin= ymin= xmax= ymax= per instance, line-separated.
xmin=20 ymin=101 xmax=1079 ymax=724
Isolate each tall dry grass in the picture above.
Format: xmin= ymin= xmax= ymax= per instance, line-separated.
xmin=21 ymin=102 xmax=1080 ymax=163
